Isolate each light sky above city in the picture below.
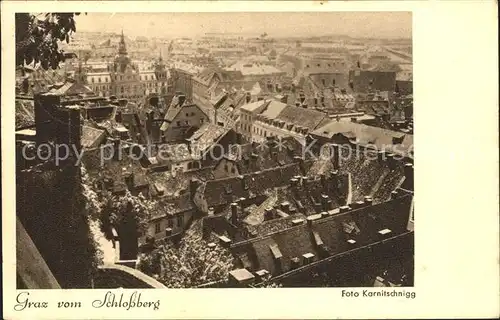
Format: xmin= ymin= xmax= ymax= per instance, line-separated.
xmin=74 ymin=12 xmax=412 ymax=39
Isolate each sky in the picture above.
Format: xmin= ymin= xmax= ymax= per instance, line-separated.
xmin=73 ymin=12 xmax=412 ymax=39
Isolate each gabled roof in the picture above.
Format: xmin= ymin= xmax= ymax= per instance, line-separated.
xmin=187 ymin=123 xmax=231 ymax=156
xmin=81 ymin=125 xmax=106 ymax=149
xmin=274 ymin=105 xmax=328 ymax=131
xmin=159 ymin=95 xmax=202 ymax=132
xmin=47 ymin=81 xmax=95 ymax=96
xmin=240 ymin=99 xmax=268 ymax=113
xmin=201 ymin=163 xmax=307 ymax=208
xmin=231 ymin=193 xmax=413 ymax=276
xmin=218 ymin=137 xmax=304 ymax=176
xmin=311 ymin=120 xmax=413 ymax=158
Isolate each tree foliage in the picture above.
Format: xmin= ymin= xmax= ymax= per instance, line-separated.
xmin=137 ymin=227 xmax=236 ymax=288
xmin=15 ymin=13 xmax=83 ymax=70
xmin=99 ymin=190 xmax=155 ymax=239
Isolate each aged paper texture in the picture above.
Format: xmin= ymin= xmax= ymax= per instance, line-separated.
xmin=2 ymin=1 xmax=499 ymax=319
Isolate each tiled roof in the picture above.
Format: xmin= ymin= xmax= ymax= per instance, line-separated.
xmin=81 ymin=125 xmax=106 ymax=148
xmin=15 ymin=99 xmax=35 ymax=128
xmin=148 ymin=167 xmax=215 ymax=198
xmin=221 ymin=137 xmax=304 ymax=176
xmin=231 ymin=193 xmax=413 ymax=276
xmin=187 ymin=123 xmax=230 ymax=155
xmin=224 ymin=62 xmax=285 ymax=76
xmin=151 ymin=192 xmax=195 ymax=220
xmin=311 ymin=120 xmax=413 ymax=158
xmin=336 ymin=145 xmax=406 ymax=203
xmin=275 ymin=105 xmax=328 ymax=131
xmin=348 ymin=70 xmax=397 ymax=93
xmin=246 ymin=213 xmax=307 ymax=237
xmin=202 ymin=163 xmax=306 ymax=208
xmin=240 ymin=99 xmax=268 ymax=113
xmin=155 ymin=143 xmax=198 ymax=164
xmin=259 ymin=100 xmax=288 ymax=120
xmin=159 ymin=94 xmax=193 ymax=132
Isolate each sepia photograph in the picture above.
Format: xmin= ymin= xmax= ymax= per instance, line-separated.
xmin=14 ymin=11 xmax=415 ymax=290
xmin=3 ymin=1 xmax=498 ymax=319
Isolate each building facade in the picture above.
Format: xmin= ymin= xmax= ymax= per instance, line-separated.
xmin=77 ymin=31 xmax=169 ymax=102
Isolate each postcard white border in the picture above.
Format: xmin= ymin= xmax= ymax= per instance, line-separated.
xmin=2 ymin=1 xmax=499 ymax=319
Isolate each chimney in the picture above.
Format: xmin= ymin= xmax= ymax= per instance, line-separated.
xmin=124 ymin=172 xmax=134 ymax=187
xmin=386 ymin=153 xmax=396 ymax=169
xmin=331 ymin=144 xmax=340 ymax=169
xmin=112 ymin=138 xmax=121 ymax=160
xmin=230 ymin=202 xmax=238 ymax=225
xmin=178 ymin=94 xmax=186 ymax=106
xmin=326 ymin=199 xmax=333 ymax=210
xmin=403 ymin=162 xmax=414 ymax=191
xmin=267 ymin=81 xmax=273 ymax=91
xmin=390 ymin=190 xmax=399 ymax=199
xmin=189 ymin=178 xmax=201 ymax=196
xmin=329 ymin=170 xmax=338 ymax=191
xmin=321 ymin=194 xmax=330 ymax=211
xmin=146 ymin=111 xmax=154 ymax=134
xmin=280 ymin=201 xmax=290 ymax=214
xmin=320 ymin=173 xmax=326 ymax=186
xmin=115 ymin=110 xmax=123 ymax=123
xmin=281 ymin=94 xmax=288 ymax=104
xmin=352 ymin=200 xmax=365 ymax=209
xmin=238 ymin=197 xmax=246 ymax=211
xmin=165 ymin=228 xmax=172 ymax=237
xmin=208 ymin=207 xmax=216 ymax=216
xmin=202 ymin=218 xmax=211 ymax=240
xmin=339 ymin=205 xmax=350 ymax=213
xmin=364 ymin=196 xmax=373 ymax=206
xmin=290 ymin=257 xmax=300 ymax=269
xmin=264 ymin=207 xmax=274 ymax=221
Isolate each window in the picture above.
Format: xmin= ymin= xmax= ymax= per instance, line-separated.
xmin=317 ymin=63 xmax=320 ymax=67
xmin=332 ymin=79 xmax=336 ymax=86
xmin=306 ymin=64 xmax=310 ymax=68
xmin=155 ymin=222 xmax=161 ymax=234
xmin=91 ymin=78 xmax=95 ymax=83
xmin=321 ymin=79 xmax=326 ymax=86
xmin=177 ymin=215 xmax=184 ymax=227
xmin=98 ymin=77 xmax=101 ymax=83
xmin=186 ymin=113 xmax=190 ymax=117
xmin=177 ymin=121 xmax=181 ymax=126
xmin=168 ymin=219 xmax=173 ymax=228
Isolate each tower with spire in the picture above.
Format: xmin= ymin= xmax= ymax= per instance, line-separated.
xmin=154 ymin=49 xmax=167 ymax=82
xmin=113 ymin=29 xmax=133 ymax=73
xmin=118 ymin=29 xmax=128 ymax=56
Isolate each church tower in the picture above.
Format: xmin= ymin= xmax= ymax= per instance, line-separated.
xmin=154 ymin=49 xmax=168 ymax=94
xmin=114 ymin=30 xmax=132 ymax=73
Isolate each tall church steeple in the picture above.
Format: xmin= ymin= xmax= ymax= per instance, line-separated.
xmin=118 ymin=29 xmax=127 ymax=56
